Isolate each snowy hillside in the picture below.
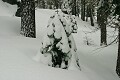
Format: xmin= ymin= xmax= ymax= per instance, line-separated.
xmin=0 ymin=0 xmax=17 ymax=16
xmin=0 ymin=12 xmax=89 ymax=80
xmin=0 ymin=1 xmax=120 ymax=80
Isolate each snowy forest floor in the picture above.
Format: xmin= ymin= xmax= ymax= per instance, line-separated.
xmin=0 ymin=1 xmax=120 ymax=80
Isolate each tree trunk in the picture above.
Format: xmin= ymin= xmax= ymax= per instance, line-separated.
xmin=42 ymin=0 xmax=45 ymax=8
xmin=81 ymin=0 xmax=85 ymax=21
xmin=54 ymin=0 xmax=59 ymax=9
xmin=90 ymin=8 xmax=94 ymax=26
xmin=21 ymin=0 xmax=36 ymax=38
xmin=72 ymin=0 xmax=76 ymax=16
xmin=86 ymin=4 xmax=94 ymax=26
xmin=97 ymin=9 xmax=100 ymax=25
xmin=112 ymin=0 xmax=120 ymax=77
xmin=99 ymin=8 xmax=107 ymax=46
xmin=116 ymin=20 xmax=120 ymax=77
xmin=86 ymin=5 xmax=89 ymax=21
xmin=97 ymin=0 xmax=109 ymax=46
xmin=100 ymin=16 xmax=107 ymax=46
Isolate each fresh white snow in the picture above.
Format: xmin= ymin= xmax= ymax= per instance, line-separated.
xmin=0 ymin=1 xmax=119 ymax=80
xmin=0 ymin=0 xmax=17 ymax=16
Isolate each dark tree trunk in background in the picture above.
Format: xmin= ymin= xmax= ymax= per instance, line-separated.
xmin=99 ymin=8 xmax=107 ymax=46
xmin=81 ymin=0 xmax=85 ymax=21
xmin=54 ymin=0 xmax=59 ymax=9
xmin=42 ymin=0 xmax=45 ymax=8
xmin=86 ymin=5 xmax=89 ymax=21
xmin=21 ymin=0 xmax=36 ymax=38
xmin=117 ymin=22 xmax=120 ymax=77
xmin=113 ymin=0 xmax=120 ymax=77
xmin=86 ymin=4 xmax=94 ymax=26
xmin=90 ymin=7 xmax=94 ymax=26
xmin=100 ymin=15 xmax=107 ymax=46
xmin=97 ymin=0 xmax=109 ymax=46
xmin=72 ymin=0 xmax=77 ymax=16
xmin=76 ymin=1 xmax=80 ymax=17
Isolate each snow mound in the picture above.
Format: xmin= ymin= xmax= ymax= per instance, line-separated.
xmin=0 ymin=0 xmax=17 ymax=16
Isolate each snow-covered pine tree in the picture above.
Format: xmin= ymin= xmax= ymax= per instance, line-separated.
xmin=40 ymin=10 xmax=80 ymax=70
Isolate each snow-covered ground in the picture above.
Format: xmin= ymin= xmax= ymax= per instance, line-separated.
xmin=0 ymin=0 xmax=17 ymax=16
xmin=0 ymin=1 xmax=119 ymax=80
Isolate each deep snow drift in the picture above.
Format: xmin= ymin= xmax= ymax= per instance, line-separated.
xmin=0 ymin=1 xmax=120 ymax=80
